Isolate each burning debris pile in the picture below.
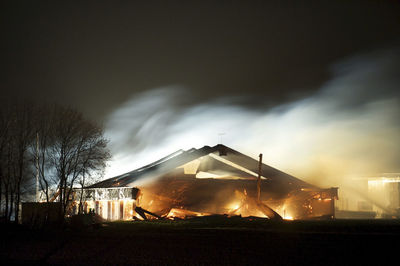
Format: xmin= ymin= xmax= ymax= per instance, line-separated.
xmin=79 ymin=145 xmax=337 ymax=221
xmin=133 ymin=186 xmax=280 ymax=221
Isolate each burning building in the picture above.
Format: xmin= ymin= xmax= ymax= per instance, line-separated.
xmin=80 ymin=145 xmax=338 ymax=220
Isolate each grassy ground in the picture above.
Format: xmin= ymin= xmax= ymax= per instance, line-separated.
xmin=1 ymin=217 xmax=399 ymax=265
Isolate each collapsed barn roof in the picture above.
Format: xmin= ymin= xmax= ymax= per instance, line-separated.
xmin=84 ymin=144 xmax=338 ymax=220
xmin=88 ymin=144 xmax=318 ymax=190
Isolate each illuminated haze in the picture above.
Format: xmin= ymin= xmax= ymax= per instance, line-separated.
xmin=104 ymin=48 xmax=400 ymax=189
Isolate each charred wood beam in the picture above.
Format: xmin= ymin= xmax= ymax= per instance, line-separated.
xmin=256 ymin=201 xmax=282 ymax=221
xmin=134 ymin=206 xmax=162 ymax=220
xmin=134 ymin=207 xmax=147 ymax=220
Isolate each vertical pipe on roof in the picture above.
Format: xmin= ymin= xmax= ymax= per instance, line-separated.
xmin=257 ymin=154 xmax=262 ymax=202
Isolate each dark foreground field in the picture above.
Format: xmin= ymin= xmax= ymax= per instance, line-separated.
xmin=1 ymin=217 xmax=399 ymax=265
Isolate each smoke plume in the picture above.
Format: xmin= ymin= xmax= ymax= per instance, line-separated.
xmin=104 ymin=48 xmax=400 ymax=190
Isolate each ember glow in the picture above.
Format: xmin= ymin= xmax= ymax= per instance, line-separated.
xmin=77 ymin=145 xmax=338 ymax=221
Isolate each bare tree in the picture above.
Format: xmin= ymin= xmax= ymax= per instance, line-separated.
xmin=0 ymin=101 xmax=36 ymax=223
xmin=12 ymin=103 xmax=36 ymax=223
xmin=77 ymin=129 xmax=109 ymax=214
xmin=32 ymin=104 xmax=58 ymax=203
xmin=1 ymin=101 xmax=110 ymax=222
xmin=0 ymin=104 xmax=11 ymax=218
xmin=49 ymin=106 xmax=110 ymax=216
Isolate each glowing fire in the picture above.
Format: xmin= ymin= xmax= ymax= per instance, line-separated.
xmin=228 ymin=202 xmax=241 ymax=214
xmin=166 ymin=208 xmax=209 ymax=219
xmin=134 ymin=212 xmax=144 ymax=220
xmin=283 ymin=215 xmax=293 ymax=220
xmin=79 ymin=162 xmax=337 ymax=221
xmin=232 ymin=204 xmax=240 ymax=211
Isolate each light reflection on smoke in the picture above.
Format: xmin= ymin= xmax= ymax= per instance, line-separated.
xmin=104 ymin=48 xmax=400 ymax=193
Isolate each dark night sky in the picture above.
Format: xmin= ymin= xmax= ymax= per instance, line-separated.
xmin=1 ymin=1 xmax=400 ymax=121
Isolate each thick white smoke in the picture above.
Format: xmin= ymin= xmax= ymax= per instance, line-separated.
xmin=104 ymin=48 xmax=400 ymax=191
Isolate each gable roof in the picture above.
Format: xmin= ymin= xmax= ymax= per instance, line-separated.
xmin=88 ymin=144 xmax=317 ymax=190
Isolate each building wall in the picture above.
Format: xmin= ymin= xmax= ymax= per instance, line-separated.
xmin=83 ymin=199 xmax=135 ymax=221
xmin=336 ymin=174 xmax=400 ymax=218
